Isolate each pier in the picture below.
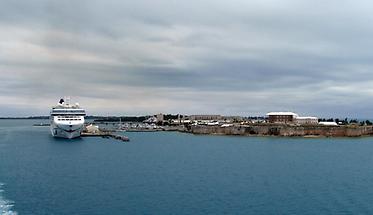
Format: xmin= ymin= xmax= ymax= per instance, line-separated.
xmin=81 ymin=131 xmax=130 ymax=142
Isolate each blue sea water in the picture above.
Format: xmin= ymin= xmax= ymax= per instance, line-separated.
xmin=1 ymin=120 xmax=373 ymax=214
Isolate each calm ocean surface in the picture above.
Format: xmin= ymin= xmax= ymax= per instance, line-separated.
xmin=1 ymin=120 xmax=373 ymax=214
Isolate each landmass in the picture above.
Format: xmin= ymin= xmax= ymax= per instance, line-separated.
xmin=3 ymin=113 xmax=373 ymax=138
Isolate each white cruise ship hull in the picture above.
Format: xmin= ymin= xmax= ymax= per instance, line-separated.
xmin=50 ymin=121 xmax=85 ymax=139
xmin=50 ymin=98 xmax=86 ymax=139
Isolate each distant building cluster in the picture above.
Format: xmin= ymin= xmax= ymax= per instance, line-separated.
xmin=144 ymin=114 xmax=244 ymax=127
xmin=189 ymin=115 xmax=223 ymax=121
xmin=142 ymin=112 xmax=340 ymax=127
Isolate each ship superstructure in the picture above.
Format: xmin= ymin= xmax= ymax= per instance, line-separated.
xmin=50 ymin=98 xmax=86 ymax=139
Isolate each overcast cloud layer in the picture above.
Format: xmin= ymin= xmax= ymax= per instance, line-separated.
xmin=1 ymin=0 xmax=373 ymax=117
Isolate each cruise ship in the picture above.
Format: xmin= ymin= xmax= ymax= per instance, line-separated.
xmin=50 ymin=98 xmax=86 ymax=139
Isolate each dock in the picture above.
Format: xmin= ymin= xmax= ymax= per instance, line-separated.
xmin=81 ymin=132 xmax=129 ymax=142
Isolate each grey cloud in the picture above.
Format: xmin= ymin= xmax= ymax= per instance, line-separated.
xmin=1 ymin=0 xmax=373 ymax=117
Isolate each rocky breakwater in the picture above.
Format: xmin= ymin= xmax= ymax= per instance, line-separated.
xmin=187 ymin=124 xmax=373 ymax=137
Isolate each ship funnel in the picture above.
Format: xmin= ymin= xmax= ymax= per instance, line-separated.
xmin=64 ymin=96 xmax=71 ymax=105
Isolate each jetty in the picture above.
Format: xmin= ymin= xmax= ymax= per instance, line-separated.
xmin=81 ymin=131 xmax=129 ymax=142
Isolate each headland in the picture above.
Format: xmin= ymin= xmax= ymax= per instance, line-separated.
xmin=186 ymin=124 xmax=373 ymax=137
xmin=11 ymin=112 xmax=373 ymax=138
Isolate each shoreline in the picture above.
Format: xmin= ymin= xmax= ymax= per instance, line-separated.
xmin=184 ymin=124 xmax=373 ymax=138
xmin=112 ymin=124 xmax=373 ymax=138
xmin=30 ymin=120 xmax=373 ymax=138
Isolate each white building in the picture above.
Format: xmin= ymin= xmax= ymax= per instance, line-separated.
xmin=86 ymin=124 xmax=99 ymax=133
xmin=156 ymin=113 xmax=164 ymax=122
xmin=266 ymin=112 xmax=299 ymax=124
xmin=189 ymin=115 xmax=223 ymax=121
xmin=319 ymin=121 xmax=338 ymax=126
xmin=267 ymin=112 xmax=319 ymax=125
xmin=144 ymin=116 xmax=158 ymax=123
xmin=295 ymin=116 xmax=318 ymax=125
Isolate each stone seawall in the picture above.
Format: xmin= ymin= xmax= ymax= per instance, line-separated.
xmin=188 ymin=125 xmax=373 ymax=137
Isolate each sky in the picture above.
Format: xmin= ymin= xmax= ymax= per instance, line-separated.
xmin=1 ymin=0 xmax=373 ymax=117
